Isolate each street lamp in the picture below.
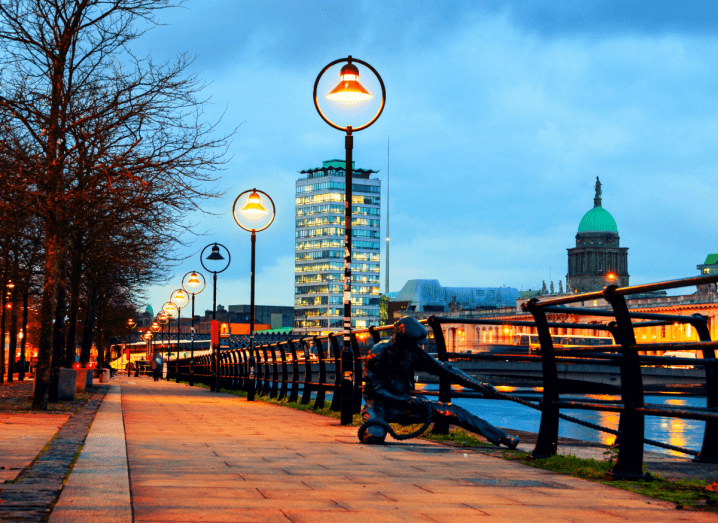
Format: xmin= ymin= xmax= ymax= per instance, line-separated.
xmin=162 ymin=302 xmax=178 ymax=380
xmin=182 ymin=271 xmax=205 ymax=386
xmin=156 ymin=310 xmax=169 ymax=362
xmin=170 ymin=289 xmax=189 ymax=382
xmin=314 ymin=55 xmax=385 ymax=425
xmin=233 ymin=188 xmax=276 ymax=402
xmin=200 ymin=243 xmax=231 ymax=392
xmin=149 ymin=320 xmax=160 ymax=367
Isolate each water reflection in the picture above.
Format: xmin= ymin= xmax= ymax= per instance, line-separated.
xmin=417 ymin=385 xmax=705 ymax=456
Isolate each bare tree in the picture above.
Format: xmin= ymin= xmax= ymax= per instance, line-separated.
xmin=0 ymin=1 xmax=231 ymax=408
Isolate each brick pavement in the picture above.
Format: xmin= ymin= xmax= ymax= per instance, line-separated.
xmin=0 ymin=384 xmax=108 ymax=522
xmin=113 ymin=375 xmax=715 ymax=523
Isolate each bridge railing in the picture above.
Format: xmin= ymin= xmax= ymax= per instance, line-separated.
xmin=516 ymin=274 xmax=718 ymax=479
xmin=164 ymin=274 xmax=718 ymax=480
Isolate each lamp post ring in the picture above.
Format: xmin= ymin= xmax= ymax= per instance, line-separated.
xmin=313 ymin=56 xmax=386 ymax=133
xmin=200 ymin=243 xmax=231 ymax=274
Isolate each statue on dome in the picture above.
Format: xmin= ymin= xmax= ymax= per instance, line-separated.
xmin=594 ymin=177 xmax=602 ymax=198
xmin=558 ymin=280 xmax=564 ymax=293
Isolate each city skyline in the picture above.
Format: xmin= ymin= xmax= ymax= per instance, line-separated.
xmin=142 ymin=1 xmax=718 ymax=314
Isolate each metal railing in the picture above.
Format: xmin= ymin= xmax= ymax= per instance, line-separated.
xmin=165 ymin=274 xmax=718 ymax=480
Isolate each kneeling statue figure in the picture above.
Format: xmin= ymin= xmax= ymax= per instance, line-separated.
xmin=359 ymin=317 xmax=519 ymax=449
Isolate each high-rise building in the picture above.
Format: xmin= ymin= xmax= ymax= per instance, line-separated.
xmin=294 ymin=159 xmax=381 ymax=334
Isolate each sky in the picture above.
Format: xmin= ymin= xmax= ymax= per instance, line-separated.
xmin=135 ymin=0 xmax=718 ymax=315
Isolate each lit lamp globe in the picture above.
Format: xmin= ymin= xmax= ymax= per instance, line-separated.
xmin=184 ymin=271 xmax=205 ymax=294
xmin=162 ymin=302 xmax=178 ymax=319
xmin=233 ymin=189 xmax=275 ymax=232
xmin=150 ymin=322 xmax=160 ymax=333
xmin=156 ymin=311 xmax=169 ymax=325
xmin=170 ymin=289 xmax=190 ymax=309
xmin=326 ymin=62 xmax=373 ymax=103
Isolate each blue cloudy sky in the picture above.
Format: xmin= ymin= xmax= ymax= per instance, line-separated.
xmin=139 ymin=0 xmax=718 ymax=314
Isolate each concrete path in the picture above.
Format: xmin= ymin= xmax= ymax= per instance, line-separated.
xmin=0 ymin=414 xmax=68 ymax=483
xmin=50 ymin=384 xmax=132 ymax=523
xmin=94 ymin=374 xmax=712 ymax=523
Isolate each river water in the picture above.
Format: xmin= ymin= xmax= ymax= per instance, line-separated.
xmin=415 ymin=384 xmax=705 ymax=457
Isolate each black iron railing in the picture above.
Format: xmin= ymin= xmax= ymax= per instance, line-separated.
xmin=164 ymin=274 xmax=718 ymax=480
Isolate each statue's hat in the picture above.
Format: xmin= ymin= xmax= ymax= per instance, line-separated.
xmin=393 ymin=317 xmax=428 ymax=344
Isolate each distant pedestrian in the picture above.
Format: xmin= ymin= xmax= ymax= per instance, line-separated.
xmin=151 ymin=352 xmax=164 ymax=381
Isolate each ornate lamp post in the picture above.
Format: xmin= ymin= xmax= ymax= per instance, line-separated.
xmin=200 ymin=243 xmax=230 ymax=392
xmin=233 ymin=189 xmax=276 ymax=402
xmin=156 ymin=311 xmax=168 ymax=365
xmin=182 ymin=271 xmax=206 ymax=386
xmin=126 ymin=319 xmax=137 ymax=370
xmin=170 ymin=289 xmax=189 ymax=382
xmin=149 ymin=321 xmax=160 ymax=369
xmin=314 ymin=56 xmax=385 ymax=424
xmin=162 ymin=302 xmax=178 ymax=380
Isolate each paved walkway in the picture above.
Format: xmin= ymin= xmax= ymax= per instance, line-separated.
xmin=42 ymin=374 xmax=716 ymax=522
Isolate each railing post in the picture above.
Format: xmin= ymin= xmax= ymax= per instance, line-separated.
xmin=350 ymin=332 xmax=363 ymax=414
xmin=428 ymin=316 xmax=451 ymax=435
xmin=524 ymin=299 xmax=560 ymax=458
xmin=247 ymin=348 xmax=256 ymax=401
xmin=270 ymin=343 xmax=280 ymax=398
xmin=253 ymin=345 xmax=264 ymax=396
xmin=239 ymin=348 xmax=246 ymax=390
xmin=368 ymin=326 xmax=381 ymax=344
xmin=313 ymin=337 xmax=327 ymax=409
xmin=605 ymin=321 xmax=624 ymax=447
xmin=278 ymin=342 xmax=289 ymax=400
xmin=690 ymin=314 xmax=718 ymax=463
xmin=329 ymin=334 xmax=342 ymax=412
xmin=301 ymin=338 xmax=313 ymax=405
xmin=603 ymin=285 xmax=650 ymax=480
xmin=262 ymin=345 xmax=272 ymax=396
xmin=288 ymin=341 xmax=300 ymax=403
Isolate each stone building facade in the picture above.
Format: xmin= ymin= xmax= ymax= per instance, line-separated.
xmin=566 ymin=177 xmax=629 ymax=293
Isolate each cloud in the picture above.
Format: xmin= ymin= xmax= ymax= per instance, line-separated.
xmin=140 ymin=2 xmax=718 ymax=312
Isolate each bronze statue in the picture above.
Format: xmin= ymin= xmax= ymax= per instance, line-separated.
xmin=359 ymin=317 xmax=520 ymax=448
xmin=595 ymin=176 xmax=602 ymax=198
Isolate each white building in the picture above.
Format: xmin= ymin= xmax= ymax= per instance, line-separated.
xmin=294 ymin=159 xmax=381 ymax=334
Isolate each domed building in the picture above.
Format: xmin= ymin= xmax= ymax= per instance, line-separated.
xmin=566 ymin=177 xmax=629 ymax=293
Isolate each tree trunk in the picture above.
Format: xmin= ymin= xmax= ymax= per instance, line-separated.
xmin=65 ymin=234 xmax=84 ymax=369
xmin=48 ymin=248 xmax=68 ymax=403
xmin=19 ymin=284 xmax=28 ymax=382
xmin=80 ymin=279 xmax=98 ymax=368
xmin=96 ymin=298 xmax=104 ymax=370
xmin=0 ymin=256 xmax=7 ymax=384
xmin=8 ymin=275 xmax=18 ymax=382
xmin=33 ymin=228 xmax=59 ymax=410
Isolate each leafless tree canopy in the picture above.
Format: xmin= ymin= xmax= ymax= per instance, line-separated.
xmin=0 ymin=0 xmax=233 ymax=408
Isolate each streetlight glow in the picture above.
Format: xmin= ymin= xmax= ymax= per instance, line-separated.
xmin=186 ymin=272 xmax=203 ymax=290
xmin=327 ymin=62 xmax=373 ymax=103
xmin=239 ymin=190 xmax=269 ymax=220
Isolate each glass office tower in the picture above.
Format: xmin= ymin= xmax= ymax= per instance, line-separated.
xmin=294 ymin=159 xmax=381 ymax=335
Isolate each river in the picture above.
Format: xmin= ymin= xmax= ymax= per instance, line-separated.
xmin=415 ymin=384 xmax=705 ymax=457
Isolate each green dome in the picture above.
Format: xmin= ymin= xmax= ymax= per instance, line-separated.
xmin=578 ymin=206 xmax=618 ymax=233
